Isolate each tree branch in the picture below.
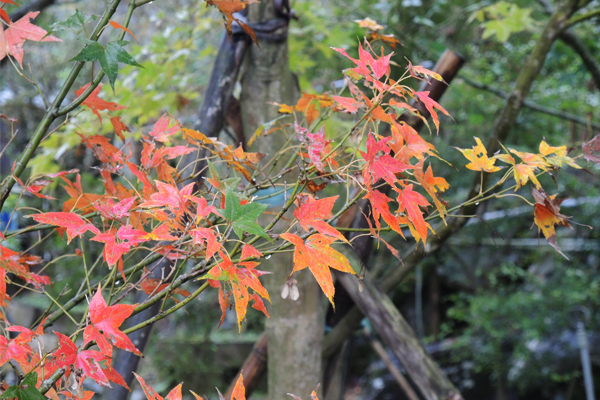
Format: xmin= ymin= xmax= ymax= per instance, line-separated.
xmin=460 ymin=76 xmax=600 ymax=130
xmin=564 ymin=7 xmax=600 ymax=29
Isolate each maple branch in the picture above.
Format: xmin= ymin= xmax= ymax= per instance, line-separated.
xmin=39 ymin=367 xmax=66 ymax=395
xmin=564 ymin=7 xmax=600 ymax=29
xmin=461 ymin=76 xmax=600 ymax=130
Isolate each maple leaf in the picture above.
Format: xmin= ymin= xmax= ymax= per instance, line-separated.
xmin=295 ymin=123 xmax=331 ymax=172
xmin=147 ymin=114 xmax=180 ymax=142
xmin=414 ymin=91 xmax=450 ymax=133
xmin=125 ymin=161 xmax=154 ymax=198
xmin=0 ymin=244 xmax=50 ymax=304
xmin=394 ymin=184 xmax=430 ymax=244
xmin=139 ymin=181 xmax=195 ymax=218
xmin=203 ymin=251 xmax=271 ymax=331
xmin=333 ymin=42 xmax=392 ymax=81
xmin=190 ymin=227 xmax=221 ymax=259
xmin=224 ymin=189 xmax=270 ymax=241
xmin=494 ymin=152 xmax=541 ymax=190
xmin=83 ymin=285 xmax=140 ymax=357
xmin=0 ymin=372 xmax=46 ymax=400
xmin=71 ymin=39 xmax=143 ymax=91
xmin=134 ymin=373 xmax=183 ymax=400
xmin=280 ymin=233 xmax=355 ymax=306
xmin=389 ymin=121 xmax=435 ymax=160
xmin=407 ymin=61 xmax=444 ymax=83
xmin=364 ymin=189 xmax=403 ymax=236
xmin=0 ymin=12 xmax=61 ymax=67
xmin=29 ymin=212 xmax=100 ymax=244
xmin=206 ymin=0 xmax=259 ymax=45
xmin=52 ymin=332 xmax=120 ymax=388
xmin=414 ymin=159 xmax=449 ymax=222
xmin=0 ymin=335 xmax=31 ymax=369
xmin=538 ymin=140 xmax=580 ymax=169
xmin=361 ymin=134 xmax=411 ymax=187
xmin=583 ymin=134 xmax=600 ymax=164
xmin=74 ymin=83 xmax=127 ymax=123
xmin=208 ymin=279 xmax=231 ymax=331
xmin=355 ymin=17 xmax=384 ymax=31
xmin=93 ymin=196 xmax=137 ymax=219
xmin=91 ymin=225 xmax=148 ymax=267
xmin=140 ymin=268 xmax=191 ymax=299
xmin=455 ymin=137 xmax=501 ymax=173
xmin=331 ymin=95 xmax=362 ymax=114
xmin=230 ymin=374 xmax=246 ymax=400
xmin=241 ymin=243 xmax=263 ymax=260
xmin=110 ymin=116 xmax=130 ymax=141
xmin=293 ymin=195 xmax=348 ymax=243
xmin=12 ymin=174 xmax=55 ymax=200
xmin=109 ymin=20 xmax=138 ymax=43
xmin=532 ymin=187 xmax=572 ymax=259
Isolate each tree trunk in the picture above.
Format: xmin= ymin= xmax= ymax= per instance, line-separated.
xmin=239 ymin=3 xmax=324 ymax=400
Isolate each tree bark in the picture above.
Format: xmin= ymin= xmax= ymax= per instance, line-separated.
xmin=239 ymin=3 xmax=325 ymax=400
xmin=335 ymin=265 xmax=462 ymax=400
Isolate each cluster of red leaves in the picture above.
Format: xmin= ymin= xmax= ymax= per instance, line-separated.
xmin=0 ymin=287 xmax=138 ymax=398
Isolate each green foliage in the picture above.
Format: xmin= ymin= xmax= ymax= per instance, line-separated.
xmin=71 ymin=40 xmax=143 ymax=91
xmin=469 ymin=2 xmax=537 ymax=42
xmin=0 ymin=373 xmax=45 ymax=400
xmin=48 ymin=9 xmax=98 ymax=35
xmin=224 ymin=189 xmax=269 ymax=241
xmin=445 ymin=262 xmax=600 ymax=392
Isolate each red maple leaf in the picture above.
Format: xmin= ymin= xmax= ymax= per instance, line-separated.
xmin=134 ymin=372 xmax=183 ymax=400
xmin=293 ymin=195 xmax=348 ymax=242
xmin=29 ymin=212 xmax=100 ymax=244
xmin=110 ymin=116 xmax=130 ymax=141
xmin=0 ymin=12 xmax=61 ymax=67
xmin=331 ymin=95 xmax=362 ymax=114
xmin=295 ymin=123 xmax=330 ymax=172
xmin=83 ymin=285 xmax=140 ymax=357
xmin=0 ymin=335 xmax=31 ymax=370
xmin=190 ymin=227 xmax=221 ymax=259
xmin=147 ymin=114 xmax=180 ymax=142
xmin=394 ymin=184 xmax=430 ymax=243
xmin=361 ymin=134 xmax=411 ymax=187
xmin=280 ymin=233 xmax=355 ymax=306
xmin=364 ymin=189 xmax=403 ymax=236
xmin=139 ymin=181 xmax=195 ymax=218
xmin=91 ymin=225 xmax=148 ymax=267
xmin=414 ymin=159 xmax=449 ymax=222
xmin=53 ymin=332 xmax=125 ymax=388
xmin=74 ymin=83 xmax=127 ymax=123
xmin=414 ymin=91 xmax=450 ymax=133
xmin=93 ymin=196 xmax=137 ymax=219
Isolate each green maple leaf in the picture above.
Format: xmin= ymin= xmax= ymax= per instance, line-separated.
xmin=0 ymin=373 xmax=46 ymax=400
xmin=48 ymin=9 xmax=98 ymax=35
xmin=224 ymin=188 xmax=271 ymax=241
xmin=70 ymin=39 xmax=143 ymax=92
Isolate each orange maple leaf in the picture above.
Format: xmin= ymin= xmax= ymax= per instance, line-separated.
xmin=203 ymin=251 xmax=270 ymax=331
xmin=294 ymin=195 xmax=348 ymax=242
xmin=280 ymin=233 xmax=355 ymax=306
xmin=74 ymin=83 xmax=127 ymax=123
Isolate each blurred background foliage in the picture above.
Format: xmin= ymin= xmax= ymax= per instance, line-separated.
xmin=1 ymin=0 xmax=600 ymax=398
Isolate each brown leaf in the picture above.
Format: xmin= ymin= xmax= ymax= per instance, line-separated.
xmin=583 ymin=134 xmax=600 ymax=164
